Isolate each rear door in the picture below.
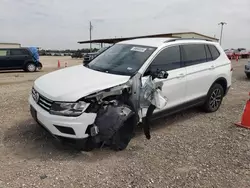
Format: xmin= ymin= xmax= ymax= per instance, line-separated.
xmin=182 ymin=43 xmax=216 ymax=102
xmin=9 ymin=49 xmax=30 ymax=68
xmin=0 ymin=49 xmax=9 ymax=69
xmin=142 ymin=45 xmax=186 ymax=114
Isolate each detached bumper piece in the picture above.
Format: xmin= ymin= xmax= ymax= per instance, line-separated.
xmin=86 ymin=103 xmax=136 ymax=151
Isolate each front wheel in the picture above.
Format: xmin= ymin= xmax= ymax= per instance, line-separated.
xmin=246 ymin=74 xmax=250 ymax=79
xmin=203 ymin=84 xmax=224 ymax=112
xmin=36 ymin=63 xmax=43 ymax=71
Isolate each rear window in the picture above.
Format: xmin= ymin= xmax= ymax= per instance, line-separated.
xmin=0 ymin=50 xmax=8 ymax=56
xmin=181 ymin=44 xmax=207 ymax=66
xmin=208 ymin=45 xmax=220 ymax=60
xmin=10 ymin=49 xmax=29 ymax=56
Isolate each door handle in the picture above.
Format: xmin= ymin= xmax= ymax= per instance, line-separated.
xmin=209 ymin=65 xmax=215 ymax=70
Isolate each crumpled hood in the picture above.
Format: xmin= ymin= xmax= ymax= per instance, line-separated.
xmin=34 ymin=65 xmax=130 ymax=101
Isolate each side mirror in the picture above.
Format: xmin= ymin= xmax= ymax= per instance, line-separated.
xmin=144 ymin=68 xmax=168 ymax=79
xmin=153 ymin=70 xmax=168 ymax=80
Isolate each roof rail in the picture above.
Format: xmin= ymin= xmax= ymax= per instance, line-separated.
xmin=166 ymin=38 xmax=213 ymax=43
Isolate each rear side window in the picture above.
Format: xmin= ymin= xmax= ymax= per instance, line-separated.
xmin=10 ymin=49 xmax=29 ymax=56
xmin=181 ymin=44 xmax=207 ymax=66
xmin=149 ymin=46 xmax=181 ymax=72
xmin=208 ymin=45 xmax=220 ymax=60
xmin=0 ymin=50 xmax=8 ymax=56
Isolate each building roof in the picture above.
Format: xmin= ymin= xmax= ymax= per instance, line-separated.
xmin=78 ymin=32 xmax=218 ymax=44
xmin=0 ymin=42 xmax=21 ymax=45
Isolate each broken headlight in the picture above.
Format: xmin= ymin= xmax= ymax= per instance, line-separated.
xmin=50 ymin=101 xmax=89 ymax=117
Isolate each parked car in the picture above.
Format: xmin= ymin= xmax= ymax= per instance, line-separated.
xmin=83 ymin=47 xmax=109 ymax=64
xmin=240 ymin=49 xmax=250 ymax=59
xmin=71 ymin=51 xmax=83 ymax=58
xmin=29 ymin=38 xmax=232 ymax=151
xmin=0 ymin=48 xmax=42 ymax=72
xmin=225 ymin=48 xmax=250 ymax=59
xmin=225 ymin=49 xmax=235 ymax=59
xmin=245 ymin=61 xmax=250 ymax=79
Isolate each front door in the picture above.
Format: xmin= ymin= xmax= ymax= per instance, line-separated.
xmin=141 ymin=45 xmax=187 ymax=116
xmin=0 ymin=49 xmax=9 ymax=69
xmin=9 ymin=49 xmax=29 ymax=68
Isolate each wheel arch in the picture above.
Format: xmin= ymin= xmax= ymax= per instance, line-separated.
xmin=23 ymin=60 xmax=35 ymax=67
xmin=211 ymin=77 xmax=228 ymax=96
xmin=23 ymin=60 xmax=37 ymax=71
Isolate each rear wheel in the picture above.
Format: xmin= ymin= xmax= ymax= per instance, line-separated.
xmin=25 ymin=63 xmax=36 ymax=72
xmin=247 ymin=74 xmax=250 ymax=79
xmin=203 ymin=84 xmax=224 ymax=112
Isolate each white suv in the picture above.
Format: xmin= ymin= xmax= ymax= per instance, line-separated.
xmin=29 ymin=38 xmax=232 ymax=151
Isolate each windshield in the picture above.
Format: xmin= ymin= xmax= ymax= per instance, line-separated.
xmin=86 ymin=44 xmax=156 ymax=76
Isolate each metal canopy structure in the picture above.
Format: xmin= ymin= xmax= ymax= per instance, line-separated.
xmin=78 ymin=32 xmax=219 ymax=45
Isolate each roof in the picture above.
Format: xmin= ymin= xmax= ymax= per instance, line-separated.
xmin=0 ymin=42 xmax=21 ymax=45
xmin=78 ymin=32 xmax=219 ymax=44
xmin=119 ymin=38 xmax=176 ymax=47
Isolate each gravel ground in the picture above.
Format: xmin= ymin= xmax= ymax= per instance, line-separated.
xmin=0 ymin=57 xmax=250 ymax=188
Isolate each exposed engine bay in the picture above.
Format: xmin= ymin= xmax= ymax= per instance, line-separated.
xmin=82 ymin=71 xmax=168 ymax=151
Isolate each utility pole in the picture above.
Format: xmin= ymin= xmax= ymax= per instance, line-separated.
xmin=89 ymin=21 xmax=93 ymax=52
xmin=218 ymin=22 xmax=227 ymax=45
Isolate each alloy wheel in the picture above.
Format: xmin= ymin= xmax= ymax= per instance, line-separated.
xmin=209 ymin=88 xmax=222 ymax=110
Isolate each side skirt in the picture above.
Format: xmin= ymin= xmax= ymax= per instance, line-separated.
xmin=150 ymin=96 xmax=207 ymax=121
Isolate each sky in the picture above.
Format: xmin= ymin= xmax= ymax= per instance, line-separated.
xmin=0 ymin=0 xmax=249 ymax=50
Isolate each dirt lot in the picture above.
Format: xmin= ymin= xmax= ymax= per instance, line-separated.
xmin=0 ymin=57 xmax=250 ymax=188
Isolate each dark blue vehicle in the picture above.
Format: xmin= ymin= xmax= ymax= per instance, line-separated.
xmin=0 ymin=47 xmax=42 ymax=72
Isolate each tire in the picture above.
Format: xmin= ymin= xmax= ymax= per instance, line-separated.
xmin=36 ymin=63 xmax=43 ymax=71
xmin=25 ymin=62 xmax=37 ymax=72
xmin=203 ymin=83 xmax=224 ymax=113
xmin=110 ymin=115 xmax=136 ymax=151
xmin=247 ymin=74 xmax=250 ymax=79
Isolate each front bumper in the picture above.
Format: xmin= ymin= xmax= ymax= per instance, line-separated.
xmin=29 ymin=95 xmax=96 ymax=139
xmin=245 ymin=70 xmax=250 ymax=74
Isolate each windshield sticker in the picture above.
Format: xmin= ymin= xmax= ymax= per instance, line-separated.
xmin=131 ymin=47 xmax=147 ymax=52
xmin=127 ymin=67 xmax=133 ymax=71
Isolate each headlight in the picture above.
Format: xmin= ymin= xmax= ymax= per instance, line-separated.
xmin=50 ymin=101 xmax=89 ymax=117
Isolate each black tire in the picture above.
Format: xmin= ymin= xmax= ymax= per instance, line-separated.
xmin=36 ymin=63 xmax=43 ymax=71
xmin=25 ymin=62 xmax=37 ymax=72
xmin=247 ymin=74 xmax=250 ymax=79
xmin=203 ymin=83 xmax=224 ymax=113
xmin=110 ymin=115 xmax=136 ymax=151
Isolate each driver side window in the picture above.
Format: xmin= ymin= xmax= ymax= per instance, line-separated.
xmin=145 ymin=46 xmax=181 ymax=75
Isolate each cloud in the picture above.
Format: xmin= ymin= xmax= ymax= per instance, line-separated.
xmin=0 ymin=0 xmax=249 ymax=49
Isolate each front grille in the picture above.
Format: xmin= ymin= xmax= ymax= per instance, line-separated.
xmin=32 ymin=88 xmax=53 ymax=112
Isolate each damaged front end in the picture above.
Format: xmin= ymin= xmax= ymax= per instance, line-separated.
xmin=81 ymin=71 xmax=168 ymax=151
